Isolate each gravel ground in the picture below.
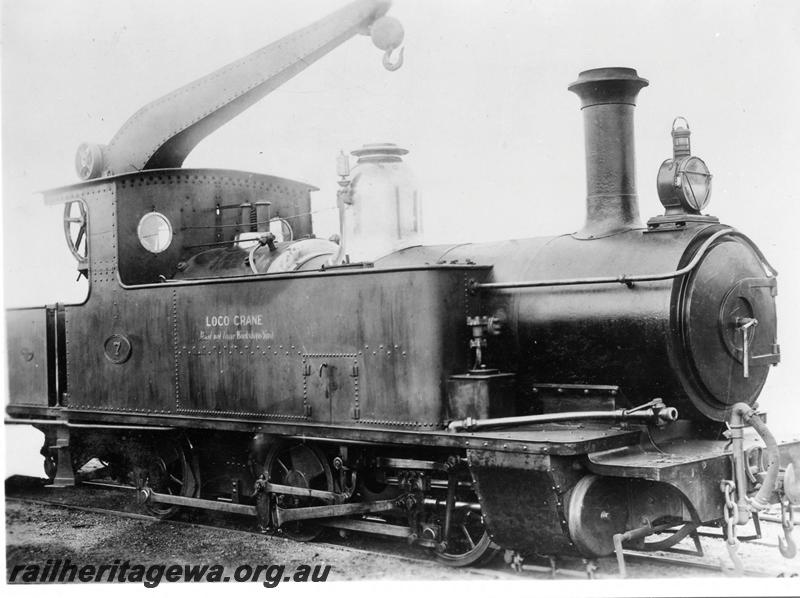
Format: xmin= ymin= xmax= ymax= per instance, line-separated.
xmin=5 ymin=500 xmax=513 ymax=584
xmin=6 ymin=476 xmax=800 ymax=588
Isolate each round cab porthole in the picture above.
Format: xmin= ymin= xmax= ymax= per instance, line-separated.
xmin=137 ymin=212 xmax=173 ymax=253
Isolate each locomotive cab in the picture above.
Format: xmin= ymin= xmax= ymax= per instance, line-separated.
xmin=52 ymin=169 xmax=321 ymax=286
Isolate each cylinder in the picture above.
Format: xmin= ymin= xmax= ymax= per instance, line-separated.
xmin=568 ymin=68 xmax=649 ymax=239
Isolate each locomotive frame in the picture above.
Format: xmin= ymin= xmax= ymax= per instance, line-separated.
xmin=5 ymin=0 xmax=800 ymax=573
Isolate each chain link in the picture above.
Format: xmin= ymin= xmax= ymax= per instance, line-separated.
xmin=720 ymin=480 xmax=744 ymax=573
xmin=778 ymin=494 xmax=797 ymax=558
xmin=721 ymin=480 xmax=739 ymax=545
xmin=781 ymin=495 xmax=794 ymax=531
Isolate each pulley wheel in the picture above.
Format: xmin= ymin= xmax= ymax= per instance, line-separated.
xmin=63 ymin=200 xmax=88 ymax=266
xmin=566 ymin=475 xmax=629 ymax=557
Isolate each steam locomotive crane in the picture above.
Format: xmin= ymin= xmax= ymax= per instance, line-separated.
xmin=6 ymin=0 xmax=800 ymax=574
xmin=74 ymin=0 xmax=404 ymax=180
xmin=64 ymin=0 xmax=405 ymax=275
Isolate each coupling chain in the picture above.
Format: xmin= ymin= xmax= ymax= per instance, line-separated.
xmin=721 ymin=480 xmax=744 ymax=573
xmin=778 ymin=495 xmax=797 ymax=558
xmin=781 ymin=495 xmax=794 ymax=531
xmin=722 ymin=480 xmax=739 ymax=544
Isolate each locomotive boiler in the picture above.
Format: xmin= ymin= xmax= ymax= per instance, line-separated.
xmin=6 ymin=0 xmax=800 ymax=572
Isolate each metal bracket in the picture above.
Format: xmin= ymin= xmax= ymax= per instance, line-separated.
xmin=261 ymin=481 xmax=348 ymax=504
xmin=719 ymin=278 xmax=780 ymax=369
xmin=46 ymin=426 xmax=75 ymax=488
xmin=613 ymin=523 xmax=654 ymax=578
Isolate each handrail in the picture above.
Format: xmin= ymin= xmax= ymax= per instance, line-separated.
xmin=472 ymin=228 xmax=778 ymax=292
xmin=448 ymin=399 xmax=678 ymax=432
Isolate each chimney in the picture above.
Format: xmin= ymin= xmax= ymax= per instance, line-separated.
xmin=568 ymin=67 xmax=649 ymax=239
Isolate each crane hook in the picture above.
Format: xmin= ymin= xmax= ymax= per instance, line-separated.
xmin=383 ymin=46 xmax=404 ymax=72
xmin=779 ymin=526 xmax=797 ymax=559
xmin=779 ymin=532 xmax=797 ymax=559
xmin=370 ymin=15 xmax=404 ymax=72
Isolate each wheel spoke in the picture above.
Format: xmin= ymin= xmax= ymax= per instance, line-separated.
xmin=169 ymin=474 xmax=183 ymax=486
xmin=433 ymin=482 xmax=497 ymax=567
xmin=276 ymin=457 xmax=290 ymax=475
xmin=461 ymin=524 xmax=476 ymax=549
xmin=75 ymin=225 xmax=86 ymax=248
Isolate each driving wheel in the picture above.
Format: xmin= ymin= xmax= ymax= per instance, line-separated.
xmin=263 ymin=441 xmax=334 ymax=541
xmin=140 ymin=438 xmax=199 ymax=519
xmin=434 ymin=472 xmax=498 ymax=567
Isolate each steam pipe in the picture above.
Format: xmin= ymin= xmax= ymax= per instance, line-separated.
xmin=730 ymin=403 xmax=800 ymax=524
xmin=745 ymin=410 xmax=780 ymax=512
xmin=568 ymin=68 xmax=649 ymax=239
xmin=729 ymin=403 xmax=788 ymax=522
xmin=729 ymin=403 xmax=760 ymax=524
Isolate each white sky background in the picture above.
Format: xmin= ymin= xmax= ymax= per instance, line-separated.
xmin=2 ymin=0 xmax=800 ymax=522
